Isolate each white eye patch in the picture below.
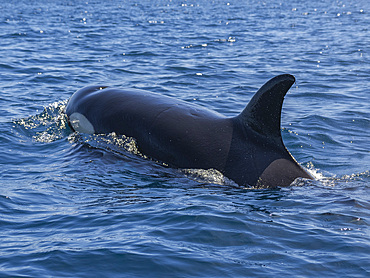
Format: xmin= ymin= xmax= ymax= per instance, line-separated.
xmin=69 ymin=112 xmax=95 ymax=134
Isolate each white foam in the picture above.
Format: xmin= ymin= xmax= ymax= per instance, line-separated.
xmin=69 ymin=112 xmax=95 ymax=134
xmin=182 ymin=168 xmax=239 ymax=187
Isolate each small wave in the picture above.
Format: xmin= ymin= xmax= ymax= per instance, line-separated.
xmin=308 ymin=169 xmax=370 ymax=187
xmin=182 ymin=168 xmax=239 ymax=187
xmin=13 ymin=100 xmax=69 ymax=143
xmin=68 ymin=132 xmax=147 ymax=160
xmin=12 ymin=103 xmax=367 ymax=190
xmin=342 ymin=170 xmax=370 ymax=180
xmin=66 ymin=132 xmax=247 ymax=188
xmin=338 ymin=170 xmax=370 ymax=185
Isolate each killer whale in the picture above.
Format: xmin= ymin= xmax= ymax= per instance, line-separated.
xmin=65 ymin=74 xmax=313 ymax=187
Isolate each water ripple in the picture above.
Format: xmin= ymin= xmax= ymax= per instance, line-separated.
xmin=0 ymin=0 xmax=369 ymax=276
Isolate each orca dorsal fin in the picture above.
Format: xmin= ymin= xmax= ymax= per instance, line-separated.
xmin=236 ymin=74 xmax=295 ymax=139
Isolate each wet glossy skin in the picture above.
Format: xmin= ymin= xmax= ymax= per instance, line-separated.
xmin=65 ymin=75 xmax=313 ymax=187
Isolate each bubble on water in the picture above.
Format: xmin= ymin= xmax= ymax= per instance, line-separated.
xmin=182 ymin=168 xmax=239 ymax=187
xmin=13 ymin=100 xmax=69 ymax=143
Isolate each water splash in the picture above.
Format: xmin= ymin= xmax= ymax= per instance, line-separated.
xmin=68 ymin=132 xmax=147 ymax=159
xmin=182 ymin=168 xmax=239 ymax=187
xmin=13 ymin=100 xmax=69 ymax=143
xmin=12 ymin=100 xmax=367 ymax=189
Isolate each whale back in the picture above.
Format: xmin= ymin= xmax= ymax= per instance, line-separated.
xmin=65 ymin=75 xmax=313 ymax=187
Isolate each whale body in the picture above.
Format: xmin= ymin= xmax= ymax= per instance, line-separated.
xmin=65 ymin=74 xmax=313 ymax=187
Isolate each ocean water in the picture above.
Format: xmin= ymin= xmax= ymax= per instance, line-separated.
xmin=1 ymin=0 xmax=369 ymax=277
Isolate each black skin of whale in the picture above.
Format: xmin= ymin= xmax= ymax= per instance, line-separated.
xmin=65 ymin=74 xmax=313 ymax=187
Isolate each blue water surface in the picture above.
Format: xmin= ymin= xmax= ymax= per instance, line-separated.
xmin=0 ymin=0 xmax=369 ymax=277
